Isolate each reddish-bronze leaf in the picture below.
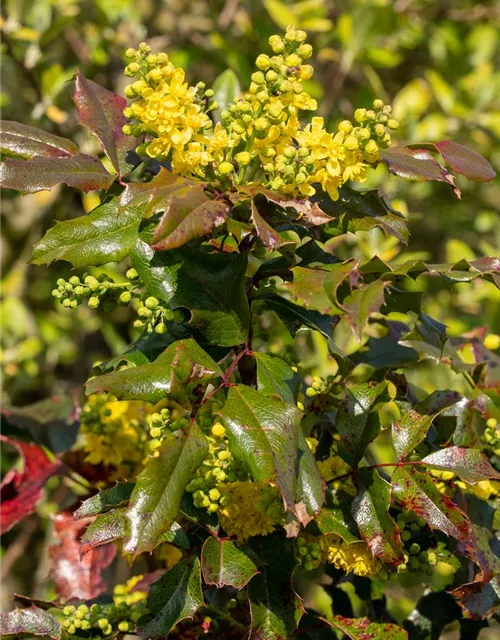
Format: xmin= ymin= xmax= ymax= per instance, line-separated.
xmin=421 ymin=447 xmax=500 ymax=485
xmin=0 ymin=606 xmax=61 ymax=639
xmin=251 ymin=199 xmax=280 ymax=249
xmin=434 ymin=140 xmax=496 ymax=182
xmin=0 ymin=120 xmax=77 ymax=159
xmin=0 ymin=435 xmax=63 ymax=534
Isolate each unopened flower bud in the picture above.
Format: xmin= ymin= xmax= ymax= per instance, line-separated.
xmin=218 ymin=161 xmax=235 ymax=175
xmin=256 ymin=54 xmax=271 ymax=70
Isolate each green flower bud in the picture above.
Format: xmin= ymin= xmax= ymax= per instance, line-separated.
xmin=125 ymin=62 xmax=140 ymax=77
xmin=97 ymin=618 xmax=109 ymax=630
xmin=155 ymin=322 xmax=167 ymax=335
xmin=235 ymin=151 xmax=252 ymax=166
xmin=251 ymin=71 xmax=265 ymax=85
xmin=265 ymin=69 xmax=279 ymax=83
xmin=269 ymin=35 xmax=285 ymax=53
xmin=84 ymin=275 xmax=100 ymax=290
xmin=387 ymin=118 xmax=399 ymax=130
xmin=88 ymin=296 xmax=100 ymax=309
xmin=145 ymin=296 xmax=159 ymax=309
xmin=357 ymin=127 xmax=371 ymax=141
xmin=125 ymin=48 xmax=137 ymax=59
xmin=62 ymin=298 xmax=72 ymax=308
xmin=126 ymin=268 xmax=139 ymax=280
xmin=373 ymin=99 xmax=384 ymax=109
xmin=69 ymin=275 xmax=80 ymax=286
xmin=297 ymin=44 xmax=313 ymax=60
xmin=354 ymin=108 xmax=367 ymax=123
xmin=119 ymin=291 xmax=132 ymax=304
xmin=138 ymin=306 xmax=152 ymax=318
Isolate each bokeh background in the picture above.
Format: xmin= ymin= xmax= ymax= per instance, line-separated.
xmin=1 ymin=0 xmax=499 ymax=630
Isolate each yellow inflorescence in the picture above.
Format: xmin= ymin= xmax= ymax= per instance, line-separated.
xmin=321 ymin=535 xmax=383 ymax=578
xmin=122 ymin=27 xmax=398 ymax=198
xmin=113 ymin=575 xmax=148 ymax=606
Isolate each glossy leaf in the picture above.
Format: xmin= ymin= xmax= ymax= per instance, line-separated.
xmin=201 ymin=537 xmax=260 ymax=589
xmin=352 ymin=469 xmax=404 ymax=566
xmin=434 ymin=140 xmax=496 ymax=182
xmin=132 ymin=231 xmax=250 ymax=346
xmin=73 ymin=482 xmax=134 ymax=519
xmin=392 ymin=390 xmax=462 ymax=460
xmin=295 ymin=430 xmax=325 ymax=519
xmin=285 ymin=264 xmax=348 ymax=314
xmin=342 ymin=280 xmax=387 ymax=339
xmin=0 ymin=120 xmax=77 ymax=159
xmin=421 ymin=447 xmax=500 ymax=485
xmin=0 ymin=153 xmax=114 ymax=193
xmin=138 ymin=556 xmax=204 ymax=638
xmin=124 ymin=423 xmax=208 ymax=557
xmin=0 ymin=607 xmax=61 ymax=639
xmin=254 ymin=352 xmax=296 ymax=403
xmin=316 ymin=507 xmax=358 ymax=543
xmin=73 ymin=71 xmax=135 ymax=176
xmin=80 ymin=509 xmax=126 ymax=556
xmin=258 ymin=292 xmax=339 ymax=338
xmin=327 ymin=615 xmax=408 ymax=640
xmin=31 ymin=199 xmax=144 ymax=267
xmin=86 ymin=339 xmax=222 ymax=404
xmin=251 ymin=198 xmax=281 ymax=248
xmin=120 ymin=168 xmax=197 ymax=211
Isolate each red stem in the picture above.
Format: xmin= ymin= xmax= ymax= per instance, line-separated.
xmin=201 ymin=347 xmax=251 ymax=405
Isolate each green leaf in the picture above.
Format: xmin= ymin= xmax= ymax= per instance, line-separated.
xmin=351 ymin=336 xmax=419 ymax=369
xmin=392 ymin=467 xmax=471 ymax=543
xmin=403 ymin=591 xmax=462 ymax=639
xmin=255 ymin=352 xmax=296 ymax=403
xmin=251 ymin=199 xmax=281 ymax=249
xmin=73 ymin=483 xmax=134 ymax=519
xmin=248 ymin=536 xmax=303 ymax=639
xmin=258 ymin=292 xmax=339 ymax=338
xmin=421 ymin=447 xmax=500 ymax=485
xmin=222 ymin=385 xmax=301 ymax=514
xmin=211 ymin=69 xmax=241 ymax=123
xmin=434 ymin=140 xmax=496 ymax=182
xmin=352 ymin=469 xmax=404 ymax=566
xmin=295 ymin=429 xmax=325 ymax=518
xmin=138 ymin=556 xmax=204 ymax=638
xmin=151 ymin=185 xmax=228 ymax=251
xmin=0 ymin=153 xmax=114 ymax=194
xmin=336 ymin=381 xmax=387 ymax=465
xmin=131 ymin=231 xmax=250 ymax=346
xmin=285 ymin=264 xmax=347 ymax=315
xmin=31 ymin=199 xmax=144 ymax=267
xmin=0 ymin=607 xmax=61 ymax=639
xmin=80 ymin=509 xmax=126 ymax=556
xmin=326 ymin=615 xmax=408 ymax=640
xmin=124 ymin=423 xmax=208 ymax=557
xmin=316 ymin=507 xmax=359 ymax=543
xmin=0 ymin=120 xmax=77 ymax=159
xmin=86 ymin=338 xmax=222 ymax=404
xmin=392 ymin=390 xmax=462 ymax=460
xmin=201 ymin=537 xmax=260 ymax=589
xmin=73 ymin=71 xmax=135 ymax=176
xmin=342 ymin=280 xmax=387 ymax=339
xmin=158 ymin=521 xmax=190 ymax=549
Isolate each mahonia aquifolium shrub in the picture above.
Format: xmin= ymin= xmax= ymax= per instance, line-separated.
xmin=0 ymin=26 xmax=499 ymax=640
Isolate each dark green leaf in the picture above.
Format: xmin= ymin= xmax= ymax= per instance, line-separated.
xmin=138 ymin=556 xmax=204 ymax=638
xmin=342 ymin=280 xmax=387 ymax=339
xmin=351 ymin=336 xmax=419 ymax=369
xmin=296 ymin=430 xmax=325 ymax=518
xmin=258 ymin=292 xmax=339 ymax=338
xmin=403 ymin=591 xmax=461 ymax=639
xmin=80 ymin=509 xmax=125 ymax=556
xmin=0 ymin=120 xmax=77 ymax=159
xmin=31 ymin=199 xmax=144 ymax=267
xmin=201 ymin=537 xmax=260 ymax=589
xmin=285 ymin=265 xmax=346 ymax=315
xmin=434 ymin=140 xmax=496 ymax=182
xmin=326 ymin=615 xmax=408 ymax=639
xmin=124 ymin=423 xmax=208 ymax=557
xmin=73 ymin=483 xmax=134 ymax=519
xmin=421 ymin=447 xmax=500 ymax=485
xmin=158 ymin=521 xmax=190 ymax=549
xmin=0 ymin=607 xmax=61 ymax=639
xmin=255 ymin=352 xmax=296 ymax=403
xmin=315 ymin=508 xmax=358 ymax=543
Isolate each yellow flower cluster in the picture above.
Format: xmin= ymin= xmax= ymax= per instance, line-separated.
xmin=321 ymin=535 xmax=383 ymax=578
xmin=113 ymin=575 xmax=148 ymax=606
xmin=123 ymin=27 xmax=398 ymax=199
xmin=217 ymin=481 xmax=285 ymax=541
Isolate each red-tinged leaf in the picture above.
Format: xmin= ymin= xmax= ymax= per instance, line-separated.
xmin=201 ymin=537 xmax=260 ymax=589
xmin=0 ymin=153 xmax=114 ymax=193
xmin=392 ymin=467 xmax=472 ymax=543
xmin=48 ymin=513 xmax=116 ymax=600
xmin=0 ymin=435 xmax=63 ymax=534
xmin=0 ymin=120 xmax=77 ymax=159
xmin=380 ymin=147 xmax=460 ymax=198
xmin=342 ymin=280 xmax=387 ymax=340
xmin=251 ymin=198 xmax=280 ymax=249
xmin=434 ymin=140 xmax=496 ymax=182
xmin=120 ymin=168 xmax=197 ymax=210
xmin=80 ymin=509 xmax=126 ymax=557
xmin=151 ymin=186 xmax=228 ymax=251
xmin=451 ymin=576 xmax=500 ymax=620
xmin=0 ymin=607 xmax=61 ymax=639
xmin=324 ymin=615 xmax=408 ymax=640
xmin=421 ymin=447 xmax=500 ymax=485
xmin=73 ymin=71 xmax=135 ymax=176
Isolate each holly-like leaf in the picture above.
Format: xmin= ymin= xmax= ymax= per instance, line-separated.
xmin=159 ymin=521 xmax=190 ymax=549
xmin=73 ymin=482 xmax=135 ymax=519
xmin=254 ymin=352 xmax=296 ymax=403
xmin=137 ymin=556 xmax=204 ymax=638
xmin=0 ymin=153 xmax=114 ymax=193
xmin=285 ymin=264 xmax=348 ymax=315
xmin=48 ymin=512 xmax=116 ymax=600
xmin=342 ymin=280 xmax=387 ymax=340
xmin=392 ymin=467 xmax=471 ymax=543
xmin=31 ymin=199 xmax=144 ymax=267
xmin=326 ymin=615 xmax=408 ymax=640
xmin=0 ymin=435 xmax=63 ymax=534
xmin=124 ymin=423 xmax=208 ymax=557
xmin=251 ymin=198 xmax=281 ymax=248
xmin=151 ymin=185 xmax=228 ymax=251
xmin=352 ymin=469 xmax=404 ymax=566
xmin=258 ymin=292 xmax=340 ymax=338
xmin=316 ymin=507 xmax=358 ymax=543
xmin=335 ymin=381 xmax=387 ymax=465
xmin=80 ymin=509 xmax=126 ymax=556
xmin=132 ymin=231 xmax=250 ymax=346
xmin=434 ymin=140 xmax=496 ymax=182
xmin=73 ymin=71 xmax=135 ymax=176
xmin=86 ymin=339 xmax=222 ymax=404
xmin=421 ymin=447 xmax=500 ymax=485
xmin=392 ymin=390 xmax=462 ymax=460
xmin=0 ymin=120 xmax=77 ymax=159
xmin=222 ymin=385 xmax=301 ymax=514
xmin=201 ymin=537 xmax=260 ymax=589
xmin=0 ymin=607 xmax=61 ymax=639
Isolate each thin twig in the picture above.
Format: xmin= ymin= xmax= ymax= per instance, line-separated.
xmin=331 ymin=460 xmax=424 ymax=484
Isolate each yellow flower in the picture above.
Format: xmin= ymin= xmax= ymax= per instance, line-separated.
xmin=317 ymin=454 xmax=351 ymax=484
xmin=113 ymin=575 xmax=148 ymax=606
xmin=155 ymin=543 xmax=183 ymax=569
xmin=321 ymin=535 xmax=382 ymax=578
xmin=217 ymin=481 xmax=285 ymax=541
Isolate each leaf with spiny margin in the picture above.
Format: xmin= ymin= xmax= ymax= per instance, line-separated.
xmin=392 ymin=390 xmax=462 ymax=460
xmin=254 ymin=352 xmax=296 ymax=403
xmin=392 ymin=467 xmax=471 ymax=543
xmin=285 ymin=265 xmax=347 ymax=314
xmin=335 ymin=381 xmax=387 ymax=465
xmin=137 ymin=556 xmax=204 ymax=638
xmin=0 ymin=607 xmax=61 ymax=639
xmin=74 ymin=483 xmax=134 ymax=519
xmin=124 ymin=423 xmax=208 ymax=557
xmin=421 ymin=447 xmax=500 ymax=485
xmin=0 ymin=153 xmax=114 ymax=194
xmin=201 ymin=537 xmax=260 ymax=589
xmin=433 ymin=140 xmax=496 ymax=182
xmin=86 ymin=339 xmax=222 ymax=404
xmin=251 ymin=198 xmax=281 ymax=248
xmin=351 ymin=336 xmax=419 ymax=369
xmin=80 ymin=509 xmax=125 ymax=556
xmin=316 ymin=508 xmax=358 ymax=543
xmin=151 ymin=185 xmax=228 ymax=251
xmin=31 ymin=199 xmax=144 ymax=267
xmin=352 ymin=469 xmax=404 ymax=566
xmin=325 ymin=615 xmax=408 ymax=640
xmin=342 ymin=280 xmax=387 ymax=340
xmin=131 ymin=229 xmax=250 ymax=346
xmin=73 ymin=71 xmax=135 ymax=176
xmin=119 ymin=168 xmax=196 ymax=211
xmin=222 ymin=385 xmax=301 ymax=515
xmin=0 ymin=120 xmax=77 ymax=159
xmin=258 ymin=292 xmax=340 ymax=338
xmin=248 ymin=536 xmax=304 ymax=640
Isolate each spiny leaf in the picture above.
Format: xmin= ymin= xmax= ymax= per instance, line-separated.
xmin=342 ymin=280 xmax=387 ymax=340
xmin=421 ymin=447 xmax=500 ymax=485
xmin=258 ymin=292 xmax=340 ymax=338
xmin=73 ymin=482 xmax=135 ymax=519
xmin=0 ymin=607 xmax=61 ymax=639
xmin=251 ymin=198 xmax=281 ymax=248
xmin=434 ymin=140 xmax=496 ymax=182
xmin=120 ymin=168 xmax=197 ymax=211
xmin=0 ymin=120 xmax=77 ymax=159
xmin=80 ymin=509 xmax=126 ymax=556
xmin=31 ymin=199 xmax=144 ymax=267
xmin=254 ymin=352 xmax=296 ymax=403
xmin=201 ymin=537 xmax=260 ymax=589
xmin=325 ymin=615 xmax=408 ymax=639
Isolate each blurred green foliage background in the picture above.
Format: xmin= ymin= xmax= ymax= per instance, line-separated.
xmin=4 ymin=0 xmax=498 ymax=409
